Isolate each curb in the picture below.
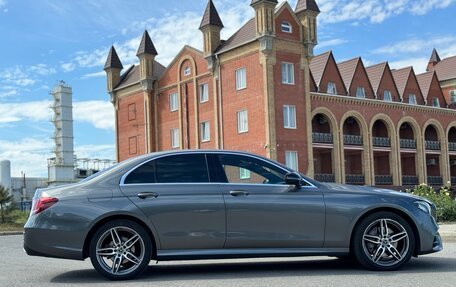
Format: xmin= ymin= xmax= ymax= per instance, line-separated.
xmin=0 ymin=231 xmax=23 ymax=236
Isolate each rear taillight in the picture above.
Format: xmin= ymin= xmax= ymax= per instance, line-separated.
xmin=31 ymin=197 xmax=59 ymax=215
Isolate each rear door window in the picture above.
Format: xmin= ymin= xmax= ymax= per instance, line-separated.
xmin=124 ymin=154 xmax=210 ymax=184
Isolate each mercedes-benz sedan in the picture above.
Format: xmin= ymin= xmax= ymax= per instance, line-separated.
xmin=24 ymin=150 xmax=442 ymax=280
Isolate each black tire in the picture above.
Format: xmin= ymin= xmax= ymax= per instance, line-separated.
xmin=89 ymin=220 xmax=152 ymax=280
xmin=352 ymin=212 xmax=415 ymax=271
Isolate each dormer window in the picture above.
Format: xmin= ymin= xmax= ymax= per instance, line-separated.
xmin=327 ymin=82 xmax=337 ymax=95
xmin=184 ymin=66 xmax=191 ymax=76
xmin=356 ymin=87 xmax=365 ymax=98
xmin=281 ymin=21 xmax=292 ymax=33
xmin=433 ymin=97 xmax=440 ymax=107
xmin=383 ymin=90 xmax=392 ymax=102
xmin=408 ymin=94 xmax=417 ymax=105
xmin=450 ymin=90 xmax=456 ymax=103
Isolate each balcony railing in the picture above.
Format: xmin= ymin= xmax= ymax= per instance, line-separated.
xmin=315 ymin=174 xmax=335 ymax=183
xmin=312 ymin=132 xmax=333 ymax=144
xmin=375 ymin=175 xmax=393 ymax=185
xmin=402 ymin=176 xmax=418 ymax=185
xmin=373 ymin=137 xmax=391 ymax=147
xmin=345 ymin=174 xmax=365 ymax=185
xmin=400 ymin=139 xmax=417 ymax=149
xmin=427 ymin=176 xmax=443 ymax=186
xmin=344 ymin=134 xmax=363 ymax=146
xmin=425 ymin=140 xmax=440 ymax=150
xmin=449 ymin=142 xmax=456 ymax=151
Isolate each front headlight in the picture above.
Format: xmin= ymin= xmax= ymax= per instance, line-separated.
xmin=415 ymin=200 xmax=437 ymax=220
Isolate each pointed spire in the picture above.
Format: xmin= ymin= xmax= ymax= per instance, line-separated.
xmin=295 ymin=0 xmax=320 ymax=13
xmin=199 ymin=0 xmax=224 ymax=30
xmin=136 ymin=30 xmax=158 ymax=56
xmin=429 ymin=48 xmax=441 ymax=63
xmin=104 ymin=46 xmax=123 ymax=70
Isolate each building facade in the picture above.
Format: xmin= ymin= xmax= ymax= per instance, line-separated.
xmin=105 ymin=0 xmax=456 ymax=187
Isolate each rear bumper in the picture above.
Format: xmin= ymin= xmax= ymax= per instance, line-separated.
xmin=23 ymin=227 xmax=84 ymax=260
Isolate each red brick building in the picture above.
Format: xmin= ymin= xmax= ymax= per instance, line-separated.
xmin=105 ymin=0 xmax=456 ymax=187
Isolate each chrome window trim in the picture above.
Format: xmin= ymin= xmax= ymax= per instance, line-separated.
xmin=119 ymin=151 xmax=317 ymax=188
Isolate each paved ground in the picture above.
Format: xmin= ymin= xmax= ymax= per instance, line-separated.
xmin=1 ymin=235 xmax=455 ymax=287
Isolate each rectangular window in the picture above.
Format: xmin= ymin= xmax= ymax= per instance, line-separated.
xmin=327 ymin=82 xmax=337 ymax=95
xmin=237 ymin=110 xmax=248 ymax=133
xmin=281 ymin=21 xmax=292 ymax=33
xmin=383 ymin=90 xmax=392 ymax=102
xmin=281 ymin=63 xmax=295 ymax=85
xmin=283 ymin=105 xmax=296 ymax=129
xmin=408 ymin=94 xmax=417 ymax=105
xmin=171 ymin=128 xmax=179 ymax=148
xmin=356 ymin=87 xmax=365 ymax=98
xmin=450 ymin=90 xmax=456 ymax=103
xmin=285 ymin=151 xmax=298 ymax=171
xmin=128 ymin=103 xmax=136 ymax=121
xmin=236 ymin=68 xmax=247 ymax=90
xmin=169 ymin=92 xmax=178 ymax=111
xmin=239 ymin=168 xmax=251 ymax=180
xmin=433 ymin=97 xmax=440 ymax=107
xmin=201 ymin=121 xmax=210 ymax=142
xmin=199 ymin=83 xmax=209 ymax=103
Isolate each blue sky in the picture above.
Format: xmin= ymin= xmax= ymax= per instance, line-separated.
xmin=0 ymin=0 xmax=455 ymax=177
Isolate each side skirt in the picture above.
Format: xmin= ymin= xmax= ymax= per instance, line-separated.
xmin=156 ymin=248 xmax=349 ymax=261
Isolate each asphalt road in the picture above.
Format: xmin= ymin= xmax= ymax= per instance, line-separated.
xmin=1 ymin=235 xmax=455 ymax=287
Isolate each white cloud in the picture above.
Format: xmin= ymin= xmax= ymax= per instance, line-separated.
xmin=82 ymin=71 xmax=106 ymax=79
xmin=316 ymin=0 xmax=456 ymax=24
xmin=61 ymin=62 xmax=76 ymax=72
xmin=65 ymin=0 xmax=253 ymax=70
xmin=0 ymin=100 xmax=114 ymax=130
xmin=0 ymin=0 xmax=6 ymax=9
xmin=389 ymin=57 xmax=429 ymax=74
xmin=0 ymin=138 xmax=53 ymax=177
xmin=373 ymin=36 xmax=456 ymax=55
xmin=0 ymin=89 xmax=18 ymax=98
xmin=73 ymin=101 xmax=114 ymax=130
xmin=317 ymin=38 xmax=348 ymax=50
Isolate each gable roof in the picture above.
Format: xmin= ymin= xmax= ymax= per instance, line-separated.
xmin=115 ymin=61 xmax=166 ymax=90
xmin=391 ymin=66 xmax=412 ymax=97
xmin=309 ymin=51 xmax=331 ymax=86
xmin=104 ymin=46 xmax=123 ymax=70
xmin=136 ymin=30 xmax=158 ymax=56
xmin=365 ymin=62 xmax=388 ymax=94
xmin=199 ymin=0 xmax=224 ymax=29
xmin=295 ymin=0 xmax=320 ymax=13
xmin=216 ymin=18 xmax=256 ymax=54
xmin=416 ymin=71 xmax=435 ymax=102
xmin=433 ymin=55 xmax=456 ymax=81
xmin=337 ymin=57 xmax=360 ymax=91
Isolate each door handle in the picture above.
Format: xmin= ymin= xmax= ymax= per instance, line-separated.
xmin=229 ymin=190 xmax=249 ymax=196
xmin=137 ymin=192 xmax=159 ymax=199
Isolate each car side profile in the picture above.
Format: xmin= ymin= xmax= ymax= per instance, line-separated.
xmin=24 ymin=150 xmax=442 ymax=280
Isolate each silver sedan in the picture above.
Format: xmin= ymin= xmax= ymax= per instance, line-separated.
xmin=24 ymin=150 xmax=442 ymax=280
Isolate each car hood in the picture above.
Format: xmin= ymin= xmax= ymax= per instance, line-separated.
xmin=320 ymin=182 xmax=425 ymax=201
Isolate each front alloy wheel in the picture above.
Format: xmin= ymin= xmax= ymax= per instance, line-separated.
xmin=89 ymin=220 xmax=152 ymax=280
xmin=353 ymin=212 xmax=415 ymax=270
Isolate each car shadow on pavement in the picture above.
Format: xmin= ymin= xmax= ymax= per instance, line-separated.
xmin=51 ymin=256 xmax=456 ymax=284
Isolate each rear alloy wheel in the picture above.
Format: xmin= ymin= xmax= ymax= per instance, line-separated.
xmin=353 ymin=212 xmax=415 ymax=271
xmin=89 ymin=220 xmax=152 ymax=280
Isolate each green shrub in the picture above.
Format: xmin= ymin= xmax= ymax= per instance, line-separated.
xmin=406 ymin=183 xmax=456 ymax=222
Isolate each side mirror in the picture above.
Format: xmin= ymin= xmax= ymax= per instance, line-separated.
xmin=285 ymin=172 xmax=304 ymax=186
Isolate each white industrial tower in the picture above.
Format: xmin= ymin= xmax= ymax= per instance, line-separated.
xmin=48 ymin=81 xmax=75 ymax=186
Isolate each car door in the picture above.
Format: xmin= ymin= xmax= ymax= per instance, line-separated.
xmin=211 ymin=153 xmax=325 ymax=249
xmin=119 ymin=153 xmax=226 ymax=250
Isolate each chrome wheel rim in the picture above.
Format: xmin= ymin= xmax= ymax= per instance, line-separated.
xmin=96 ymin=226 xmax=145 ymax=276
xmin=362 ymin=218 xmax=409 ymax=267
